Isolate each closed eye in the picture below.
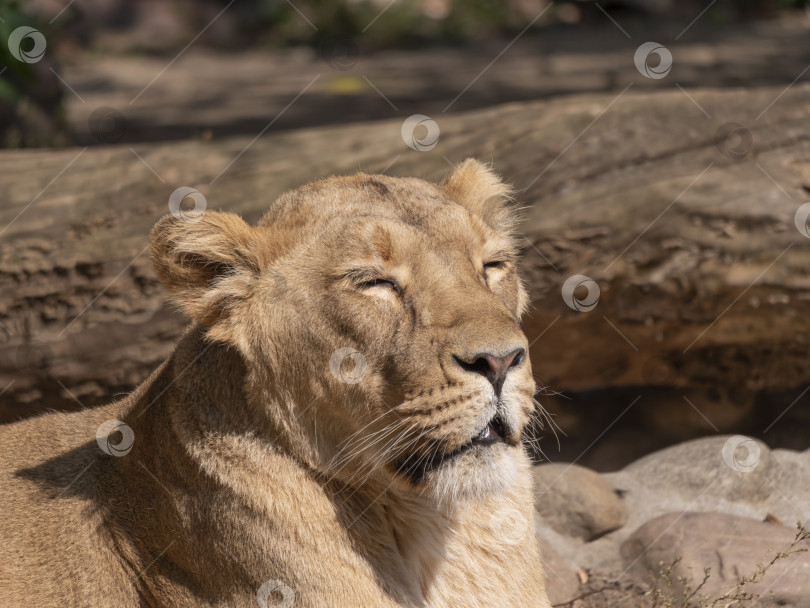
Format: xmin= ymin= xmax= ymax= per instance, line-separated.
xmin=483 ymin=261 xmax=507 ymax=271
xmin=359 ymin=277 xmax=402 ymax=294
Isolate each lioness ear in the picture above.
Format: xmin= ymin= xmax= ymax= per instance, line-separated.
xmin=150 ymin=211 xmax=264 ymax=329
xmin=439 ymin=158 xmax=516 ymax=231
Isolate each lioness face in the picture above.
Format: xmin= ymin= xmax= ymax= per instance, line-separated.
xmin=151 ymin=160 xmax=535 ymax=502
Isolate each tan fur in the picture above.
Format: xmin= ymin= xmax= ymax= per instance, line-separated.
xmin=0 ymin=159 xmax=551 ymax=608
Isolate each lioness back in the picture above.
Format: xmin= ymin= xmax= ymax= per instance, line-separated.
xmin=0 ymin=403 xmax=136 ymax=605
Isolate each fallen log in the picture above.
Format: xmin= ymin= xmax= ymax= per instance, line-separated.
xmin=2 ymin=85 xmax=809 ymax=466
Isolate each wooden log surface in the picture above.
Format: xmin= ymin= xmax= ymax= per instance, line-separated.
xmin=2 ymin=84 xmax=810 ymax=464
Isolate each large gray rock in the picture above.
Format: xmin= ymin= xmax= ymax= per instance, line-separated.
xmin=764 ymin=448 xmax=810 ymax=528
xmin=619 ymin=434 xmax=773 ymax=502
xmin=621 ymin=512 xmax=810 ymax=606
xmin=605 ymin=437 xmax=810 ymax=535
xmin=538 ymin=437 xmax=810 ymax=574
xmin=533 ymin=463 xmax=628 ymax=541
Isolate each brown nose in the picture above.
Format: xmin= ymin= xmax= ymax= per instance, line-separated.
xmin=453 ymin=348 xmax=525 ymax=397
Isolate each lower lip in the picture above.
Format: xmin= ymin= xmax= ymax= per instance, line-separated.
xmin=472 ymin=423 xmax=503 ymax=446
xmin=398 ymin=427 xmax=507 ymax=480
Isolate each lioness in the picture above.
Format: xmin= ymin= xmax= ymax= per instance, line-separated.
xmin=0 ymin=159 xmax=550 ymax=607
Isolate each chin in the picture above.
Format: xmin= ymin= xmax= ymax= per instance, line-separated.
xmin=421 ymin=443 xmax=522 ymax=505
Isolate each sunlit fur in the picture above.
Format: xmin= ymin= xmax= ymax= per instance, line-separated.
xmin=0 ymin=159 xmax=551 ymax=607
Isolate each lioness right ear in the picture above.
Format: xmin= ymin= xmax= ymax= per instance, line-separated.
xmin=150 ymin=211 xmax=265 ymax=328
xmin=440 ymin=158 xmax=516 ymax=232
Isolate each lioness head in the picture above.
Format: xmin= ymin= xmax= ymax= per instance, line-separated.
xmin=151 ymin=159 xmax=535 ymax=503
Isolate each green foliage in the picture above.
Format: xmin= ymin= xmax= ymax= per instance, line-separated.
xmin=0 ymin=0 xmax=68 ymax=147
xmin=0 ymin=0 xmax=40 ymax=85
xmin=230 ymin=0 xmax=540 ymax=48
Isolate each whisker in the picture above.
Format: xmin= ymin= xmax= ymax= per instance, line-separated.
xmin=337 ymin=420 xmax=427 ymax=500
xmin=328 ymin=397 xmax=413 ymax=458
xmin=527 ymin=395 xmax=564 ymax=453
xmin=325 ymin=419 xmax=405 ymax=483
xmin=415 ymin=435 xmax=445 ymax=499
xmin=323 ymin=397 xmax=419 ymax=474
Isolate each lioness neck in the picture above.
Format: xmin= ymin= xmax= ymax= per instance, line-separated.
xmin=124 ymin=327 xmax=548 ymax=607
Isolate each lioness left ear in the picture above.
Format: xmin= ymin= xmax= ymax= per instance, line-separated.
xmin=150 ymin=211 xmax=264 ymax=329
xmin=439 ymin=158 xmax=516 ymax=231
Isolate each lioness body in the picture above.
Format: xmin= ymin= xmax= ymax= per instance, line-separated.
xmin=0 ymin=161 xmax=550 ymax=607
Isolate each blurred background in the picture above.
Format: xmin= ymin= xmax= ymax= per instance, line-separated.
xmin=2 ymin=0 xmax=810 ymax=471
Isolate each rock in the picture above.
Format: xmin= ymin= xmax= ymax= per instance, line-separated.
xmin=759 ymin=448 xmax=810 ymax=529
xmin=543 ymin=437 xmax=810 ymax=573
xmin=537 ymin=536 xmax=582 ymax=606
xmin=619 ymin=435 xmax=773 ymax=502
xmin=533 ymin=463 xmax=628 ymax=541
xmin=605 ymin=437 xmax=810 ymax=532
xmin=621 ymin=512 xmax=810 ymax=606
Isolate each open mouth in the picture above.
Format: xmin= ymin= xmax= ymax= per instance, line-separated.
xmin=437 ymin=413 xmax=510 ymax=464
xmin=393 ymin=414 xmax=509 ymax=483
xmin=470 ymin=415 xmax=507 ymax=447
